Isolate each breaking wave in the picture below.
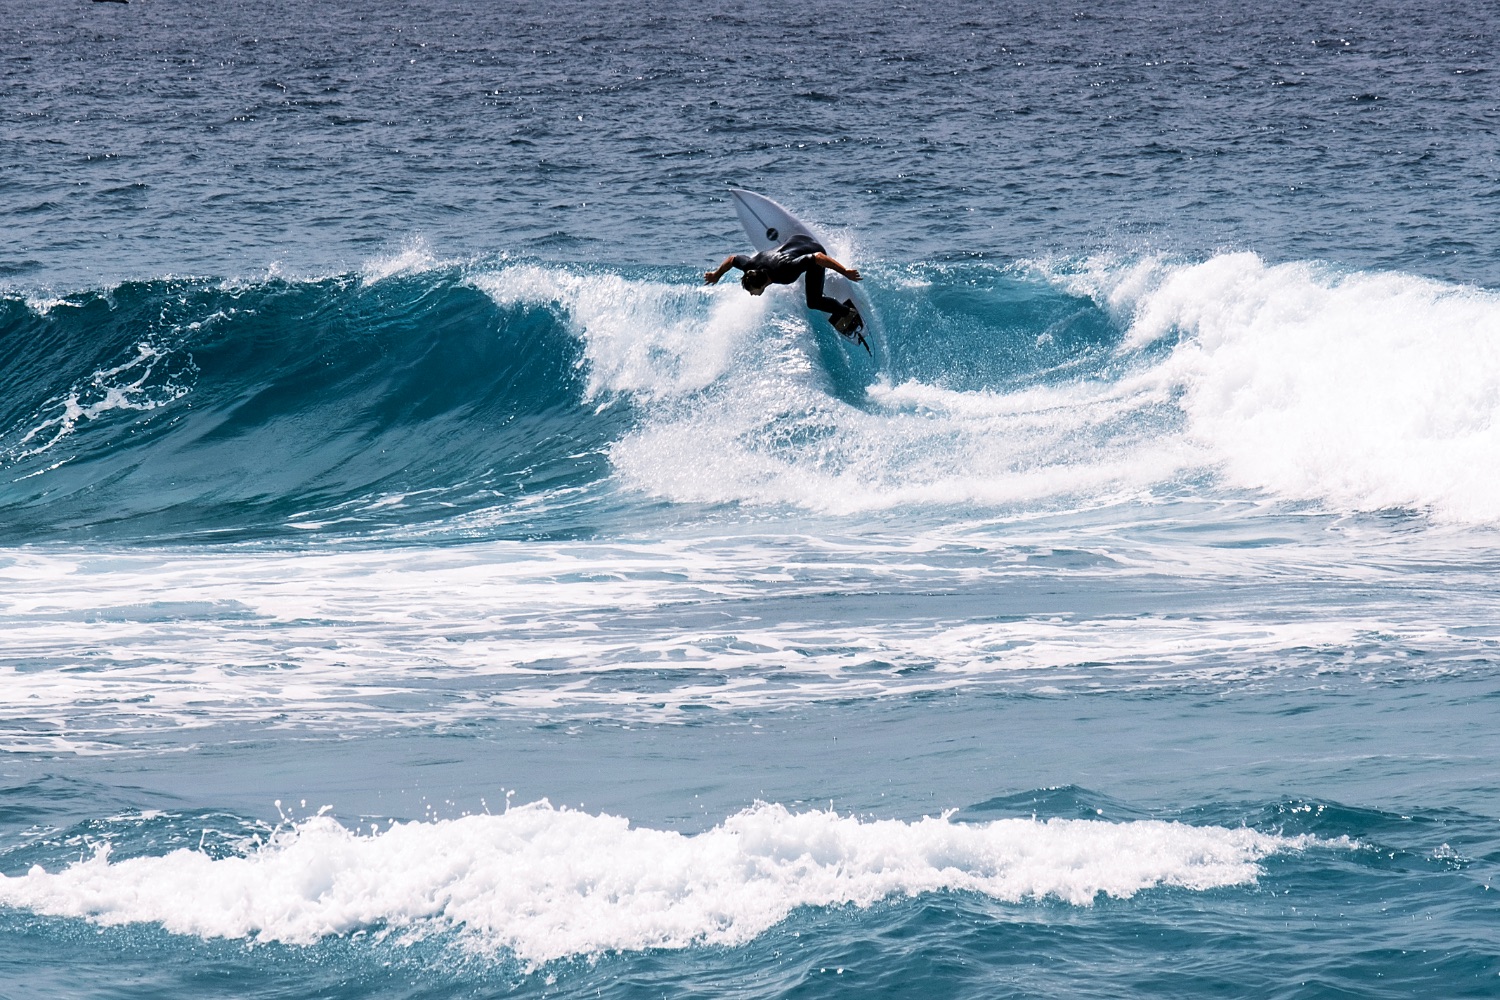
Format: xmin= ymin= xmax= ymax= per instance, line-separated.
xmin=0 ymin=801 xmax=1315 ymax=966
xmin=3 ymin=251 xmax=1498 ymax=542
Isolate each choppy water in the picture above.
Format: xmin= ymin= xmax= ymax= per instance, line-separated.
xmin=3 ymin=2 xmax=1499 ymax=998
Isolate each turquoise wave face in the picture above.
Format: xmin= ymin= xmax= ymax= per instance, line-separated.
xmin=0 ymin=269 xmax=626 ymax=543
xmin=7 ymin=252 xmax=1500 ymax=542
xmin=0 ymin=260 xmax=1131 ymax=543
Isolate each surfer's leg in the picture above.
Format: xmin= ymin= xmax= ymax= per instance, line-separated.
xmin=804 ymin=264 xmax=862 ymax=337
xmin=803 ymin=266 xmax=841 ymax=314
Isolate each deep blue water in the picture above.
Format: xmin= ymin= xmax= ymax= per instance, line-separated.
xmin=3 ymin=2 xmax=1499 ymax=998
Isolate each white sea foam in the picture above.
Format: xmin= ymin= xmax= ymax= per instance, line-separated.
xmin=485 ymin=259 xmax=1201 ymax=515
xmin=2 ymin=532 xmax=1492 ymax=750
xmin=0 ymin=802 xmax=1312 ymax=965
xmin=465 ymin=265 xmax=1177 ymax=517
xmin=470 ymin=265 xmax=763 ymax=400
xmin=474 ymin=255 xmax=1500 ymax=524
xmin=1063 ymin=253 xmax=1500 ymax=522
xmin=612 ymin=366 xmax=1198 ymax=513
xmin=474 ymin=261 xmax=1178 ymax=516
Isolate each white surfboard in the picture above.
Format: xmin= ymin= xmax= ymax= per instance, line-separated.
xmin=728 ymin=189 xmax=882 ymax=383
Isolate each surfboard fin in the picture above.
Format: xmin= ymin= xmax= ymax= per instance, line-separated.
xmin=829 ymin=300 xmax=869 ymax=353
xmin=830 ymin=299 xmax=863 ymax=334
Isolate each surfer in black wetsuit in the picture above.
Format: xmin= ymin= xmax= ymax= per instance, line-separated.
xmin=705 ymin=234 xmax=869 ymax=351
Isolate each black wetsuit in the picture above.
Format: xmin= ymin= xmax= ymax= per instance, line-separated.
xmin=733 ymin=235 xmax=843 ymax=315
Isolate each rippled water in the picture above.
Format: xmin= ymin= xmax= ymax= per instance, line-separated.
xmin=6 ymin=0 xmax=1499 ymax=284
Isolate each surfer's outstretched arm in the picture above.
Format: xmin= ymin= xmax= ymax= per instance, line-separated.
xmin=704 ymin=256 xmax=740 ymax=284
xmin=812 ymin=253 xmax=860 ymax=281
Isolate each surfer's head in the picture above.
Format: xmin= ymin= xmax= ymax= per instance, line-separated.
xmin=740 ymin=269 xmax=770 ymax=295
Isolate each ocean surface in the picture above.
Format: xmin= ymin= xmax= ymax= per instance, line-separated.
xmin=3 ymin=1 xmax=1499 ymax=997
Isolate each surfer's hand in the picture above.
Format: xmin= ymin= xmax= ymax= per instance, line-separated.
xmin=845 ymin=268 xmax=862 ymax=281
xmin=704 ymin=271 xmax=720 ymax=284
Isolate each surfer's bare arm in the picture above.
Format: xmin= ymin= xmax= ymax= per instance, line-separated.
xmin=705 ymin=256 xmax=740 ymax=284
xmin=813 ymin=253 xmax=861 ymax=281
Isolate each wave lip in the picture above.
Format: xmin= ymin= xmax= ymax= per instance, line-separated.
xmin=0 ymin=801 xmax=1313 ymax=966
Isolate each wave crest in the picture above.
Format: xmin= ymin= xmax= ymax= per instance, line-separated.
xmin=0 ymin=801 xmax=1309 ymax=965
xmin=6 ymin=253 xmax=1499 ymax=539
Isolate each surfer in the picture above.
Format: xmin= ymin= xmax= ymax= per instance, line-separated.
xmin=705 ymin=234 xmax=868 ymax=350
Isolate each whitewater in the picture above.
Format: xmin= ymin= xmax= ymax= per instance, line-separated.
xmin=4 ymin=0 xmax=1500 ymax=997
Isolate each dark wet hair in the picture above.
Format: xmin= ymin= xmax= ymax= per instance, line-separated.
xmin=740 ymin=269 xmax=770 ymax=291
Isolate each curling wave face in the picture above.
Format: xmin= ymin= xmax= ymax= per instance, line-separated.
xmin=3 ymin=252 xmax=1499 ymax=543
xmin=0 ymin=266 xmax=620 ymax=542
